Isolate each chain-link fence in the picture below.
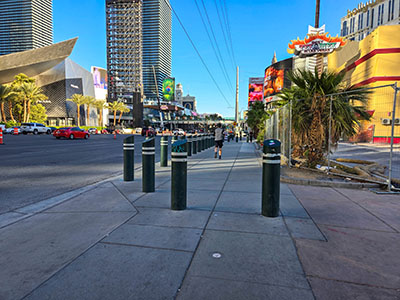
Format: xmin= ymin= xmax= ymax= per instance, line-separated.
xmin=265 ymin=83 xmax=400 ymax=191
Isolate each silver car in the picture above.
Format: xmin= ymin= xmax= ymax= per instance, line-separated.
xmin=20 ymin=123 xmax=52 ymax=135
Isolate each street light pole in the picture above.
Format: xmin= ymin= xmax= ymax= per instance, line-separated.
xmin=315 ymin=0 xmax=320 ymax=28
xmin=152 ymin=65 xmax=164 ymax=129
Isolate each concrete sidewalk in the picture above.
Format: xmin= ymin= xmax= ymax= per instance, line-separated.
xmin=0 ymin=141 xmax=399 ymax=299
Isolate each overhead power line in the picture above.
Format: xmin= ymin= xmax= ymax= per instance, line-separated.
xmin=221 ymin=0 xmax=237 ymax=66
xmin=213 ymin=0 xmax=235 ymax=70
xmin=170 ymin=4 xmax=232 ymax=107
xmin=195 ymin=0 xmax=235 ymax=93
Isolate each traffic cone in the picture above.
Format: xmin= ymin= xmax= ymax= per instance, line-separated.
xmin=14 ymin=127 xmax=18 ymax=135
xmin=0 ymin=128 xmax=4 ymax=145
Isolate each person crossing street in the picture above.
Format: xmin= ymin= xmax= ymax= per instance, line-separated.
xmin=214 ymin=123 xmax=224 ymax=159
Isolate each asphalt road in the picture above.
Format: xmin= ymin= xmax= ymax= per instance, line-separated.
xmin=0 ymin=133 xmax=162 ymax=214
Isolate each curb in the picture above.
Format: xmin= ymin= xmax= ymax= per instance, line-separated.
xmin=281 ymin=175 xmax=381 ymax=189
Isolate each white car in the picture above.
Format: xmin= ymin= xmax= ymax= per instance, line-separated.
xmin=20 ymin=123 xmax=52 ymax=135
xmin=5 ymin=127 xmax=20 ymax=134
xmin=173 ymin=128 xmax=185 ymax=136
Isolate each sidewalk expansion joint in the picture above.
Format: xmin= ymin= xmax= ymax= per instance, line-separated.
xmin=317 ymin=223 xmax=400 ymax=234
xmin=333 ymin=187 xmax=400 ymax=233
xmin=306 ymin=275 xmax=400 ymax=291
xmin=99 ymin=241 xmax=195 ymax=254
xmin=187 ymin=274 xmax=313 ymax=291
xmin=205 ymin=228 xmax=290 ymax=238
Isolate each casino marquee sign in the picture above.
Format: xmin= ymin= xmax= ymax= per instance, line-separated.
xmin=287 ymin=33 xmax=346 ymax=57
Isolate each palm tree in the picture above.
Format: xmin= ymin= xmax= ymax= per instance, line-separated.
xmin=118 ymin=104 xmax=130 ymax=125
xmin=10 ymin=73 xmax=35 ymax=122
xmin=17 ymin=82 xmax=48 ymax=123
xmin=67 ymin=94 xmax=86 ymax=127
xmin=93 ymin=100 xmax=106 ymax=127
xmin=279 ymin=69 xmax=371 ymax=166
xmin=83 ymin=96 xmax=96 ymax=126
xmin=107 ymin=101 xmax=124 ymax=126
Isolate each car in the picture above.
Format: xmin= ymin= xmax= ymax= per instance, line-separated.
xmin=49 ymin=127 xmax=57 ymax=133
xmin=173 ymin=128 xmax=185 ymax=136
xmin=20 ymin=123 xmax=52 ymax=135
xmin=141 ymin=127 xmax=155 ymax=137
xmin=53 ymin=127 xmax=90 ymax=139
xmin=88 ymin=128 xmax=98 ymax=134
xmin=4 ymin=126 xmax=20 ymax=134
xmin=135 ymin=127 xmax=142 ymax=134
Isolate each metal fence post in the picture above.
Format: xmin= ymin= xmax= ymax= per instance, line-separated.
xmin=171 ymin=139 xmax=187 ymax=210
xmin=142 ymin=137 xmax=155 ymax=193
xmin=388 ymin=82 xmax=398 ymax=192
xmin=123 ymin=135 xmax=135 ymax=181
xmin=328 ymin=96 xmax=333 ymax=173
xmin=288 ymin=99 xmax=292 ymax=167
xmin=160 ymin=135 xmax=169 ymax=167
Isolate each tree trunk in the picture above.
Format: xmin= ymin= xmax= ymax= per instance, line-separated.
xmin=113 ymin=111 xmax=117 ymax=126
xmin=27 ymin=100 xmax=31 ymax=122
xmin=86 ymin=105 xmax=90 ymax=126
xmin=77 ymin=105 xmax=81 ymax=127
xmin=1 ymin=102 xmax=6 ymax=122
xmin=118 ymin=111 xmax=123 ymax=124
xmin=23 ymin=100 xmax=27 ymax=123
xmin=99 ymin=109 xmax=103 ymax=127
xmin=8 ymin=101 xmax=15 ymax=122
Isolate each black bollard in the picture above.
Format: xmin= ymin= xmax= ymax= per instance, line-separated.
xmin=142 ymin=137 xmax=155 ymax=193
xmin=171 ymin=139 xmax=187 ymax=210
xmin=160 ymin=136 xmax=168 ymax=167
xmin=262 ymin=139 xmax=281 ymax=217
xmin=123 ymin=135 xmax=135 ymax=181
xmin=192 ymin=134 xmax=198 ymax=155
xmin=197 ymin=134 xmax=202 ymax=153
xmin=187 ymin=134 xmax=192 ymax=157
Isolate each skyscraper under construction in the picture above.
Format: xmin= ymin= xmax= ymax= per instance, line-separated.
xmin=106 ymin=0 xmax=143 ymax=103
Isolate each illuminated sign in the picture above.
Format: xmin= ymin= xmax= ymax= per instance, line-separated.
xmin=346 ymin=0 xmax=384 ymax=17
xmin=287 ymin=33 xmax=346 ymax=57
xmin=162 ymin=77 xmax=175 ymax=102
xmin=160 ymin=105 xmax=169 ymax=110
xmin=248 ymin=77 xmax=264 ymax=107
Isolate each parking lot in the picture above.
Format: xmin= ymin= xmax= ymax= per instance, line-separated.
xmin=0 ymin=133 xmax=162 ymax=214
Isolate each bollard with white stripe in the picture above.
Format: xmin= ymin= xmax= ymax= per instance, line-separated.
xmin=160 ymin=136 xmax=169 ymax=167
xmin=187 ymin=134 xmax=192 ymax=157
xmin=262 ymin=139 xmax=281 ymax=217
xmin=123 ymin=135 xmax=135 ymax=181
xmin=192 ymin=134 xmax=198 ymax=155
xmin=142 ymin=137 xmax=155 ymax=193
xmin=171 ymin=139 xmax=187 ymax=210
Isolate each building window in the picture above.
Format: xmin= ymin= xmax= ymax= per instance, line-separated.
xmin=367 ymin=10 xmax=370 ymax=27
xmin=378 ymin=5 xmax=381 ymax=25
xmin=381 ymin=4 xmax=384 ymax=24
xmin=391 ymin=0 xmax=395 ymax=20
xmin=389 ymin=0 xmax=391 ymax=21
xmin=361 ymin=13 xmax=364 ymax=29
xmin=371 ymin=8 xmax=374 ymax=28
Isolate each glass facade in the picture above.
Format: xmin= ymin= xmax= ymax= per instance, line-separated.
xmin=142 ymin=0 xmax=172 ymax=102
xmin=0 ymin=0 xmax=53 ymax=56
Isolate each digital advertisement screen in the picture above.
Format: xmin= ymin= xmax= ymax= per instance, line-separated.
xmin=162 ymin=77 xmax=175 ymax=102
xmin=248 ymin=77 xmax=264 ymax=107
xmin=263 ymin=58 xmax=293 ymax=103
xmin=91 ymin=66 xmax=107 ymax=90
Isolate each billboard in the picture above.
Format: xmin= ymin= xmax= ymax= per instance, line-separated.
xmin=248 ymin=77 xmax=264 ymax=107
xmin=263 ymin=58 xmax=293 ymax=103
xmin=91 ymin=66 xmax=107 ymax=90
xmin=162 ymin=77 xmax=175 ymax=102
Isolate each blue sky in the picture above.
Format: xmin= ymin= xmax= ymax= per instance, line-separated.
xmin=54 ymin=0 xmax=362 ymax=117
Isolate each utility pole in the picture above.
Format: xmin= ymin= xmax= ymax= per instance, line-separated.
xmin=152 ymin=65 xmax=164 ymax=129
xmin=235 ymin=66 xmax=239 ymax=124
xmin=315 ymin=0 xmax=320 ymax=28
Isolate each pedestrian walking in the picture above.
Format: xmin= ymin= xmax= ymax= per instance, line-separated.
xmin=214 ymin=123 xmax=224 ymax=159
xmin=250 ymin=131 xmax=253 ymax=143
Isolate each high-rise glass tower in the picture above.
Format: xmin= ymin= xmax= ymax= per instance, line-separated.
xmin=0 ymin=0 xmax=53 ymax=56
xmin=142 ymin=0 xmax=172 ymax=102
xmin=106 ymin=0 xmax=142 ymax=102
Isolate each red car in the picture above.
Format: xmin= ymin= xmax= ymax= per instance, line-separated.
xmin=53 ymin=127 xmax=90 ymax=139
